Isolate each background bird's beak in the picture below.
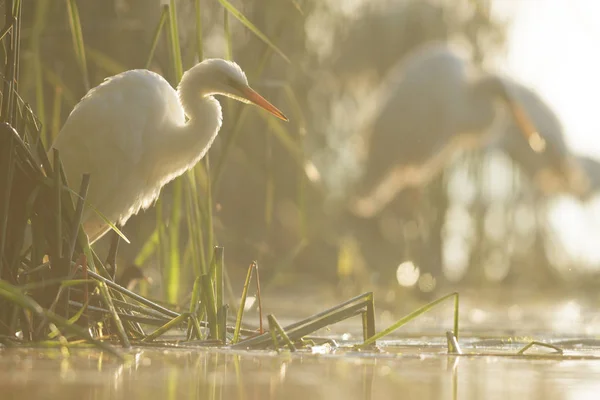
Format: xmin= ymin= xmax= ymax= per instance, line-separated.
xmin=240 ymin=86 xmax=289 ymax=121
xmin=497 ymin=80 xmax=581 ymax=190
xmin=500 ymin=82 xmax=546 ymax=153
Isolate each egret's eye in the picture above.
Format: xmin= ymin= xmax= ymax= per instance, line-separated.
xmin=226 ymin=77 xmax=239 ymax=88
xmin=225 ymin=77 xmax=246 ymax=98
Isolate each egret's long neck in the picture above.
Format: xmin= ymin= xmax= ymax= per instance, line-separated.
xmin=154 ymin=68 xmax=223 ymax=182
xmin=176 ymin=95 xmax=222 ymax=165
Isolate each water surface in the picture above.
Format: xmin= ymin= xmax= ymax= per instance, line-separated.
xmin=2 ymin=341 xmax=599 ymax=400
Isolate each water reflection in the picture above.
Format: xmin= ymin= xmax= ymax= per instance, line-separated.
xmin=1 ymin=347 xmax=600 ymax=400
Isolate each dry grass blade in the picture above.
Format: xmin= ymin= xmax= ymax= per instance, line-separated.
xmin=217 ymin=0 xmax=290 ymax=63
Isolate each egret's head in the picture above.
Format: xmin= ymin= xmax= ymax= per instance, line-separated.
xmin=180 ymin=58 xmax=288 ymax=121
xmin=199 ymin=58 xmax=249 ymax=96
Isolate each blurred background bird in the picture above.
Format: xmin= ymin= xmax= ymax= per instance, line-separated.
xmin=349 ymin=42 xmax=546 ymax=220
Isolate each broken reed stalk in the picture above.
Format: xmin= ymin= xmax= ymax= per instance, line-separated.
xmin=233 ymin=261 xmax=256 ymax=344
xmin=267 ymin=314 xmax=296 ymax=352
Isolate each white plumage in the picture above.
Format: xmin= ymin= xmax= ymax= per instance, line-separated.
xmin=50 ymin=58 xmax=287 ymax=243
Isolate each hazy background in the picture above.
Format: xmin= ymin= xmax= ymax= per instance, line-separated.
xmin=496 ymin=0 xmax=600 ymax=269
xmin=15 ymin=0 xmax=600 ymax=312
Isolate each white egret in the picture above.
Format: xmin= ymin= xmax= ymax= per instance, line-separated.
xmin=49 ymin=58 xmax=287 ymax=275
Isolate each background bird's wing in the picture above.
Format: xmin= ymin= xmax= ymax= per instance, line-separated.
xmin=366 ymin=70 xmax=459 ymax=185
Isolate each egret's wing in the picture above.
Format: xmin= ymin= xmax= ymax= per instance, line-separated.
xmin=50 ymin=71 xmax=178 ymax=237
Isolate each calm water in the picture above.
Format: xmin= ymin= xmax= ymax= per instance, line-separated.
xmin=1 ymin=341 xmax=600 ymax=400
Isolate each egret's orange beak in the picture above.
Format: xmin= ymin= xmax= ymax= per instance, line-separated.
xmin=241 ymin=86 xmax=289 ymax=121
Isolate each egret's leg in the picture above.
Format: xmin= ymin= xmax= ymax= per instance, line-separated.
xmin=105 ymin=229 xmax=121 ymax=281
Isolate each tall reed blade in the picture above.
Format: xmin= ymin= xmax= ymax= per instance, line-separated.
xmin=159 ymin=0 xmax=186 ymax=305
xmin=145 ymin=5 xmax=169 ymax=70
xmin=194 ymin=0 xmax=203 ymax=61
xmin=233 ymin=262 xmax=256 ymax=344
xmin=167 ymin=0 xmax=183 ymax=82
xmin=223 ymin=9 xmax=232 ymax=61
xmin=52 ymin=150 xmax=63 ymax=258
xmin=65 ymin=0 xmax=89 ymax=91
xmin=186 ymin=276 xmax=202 ymax=340
xmin=1 ymin=1 xmax=17 ymax=124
